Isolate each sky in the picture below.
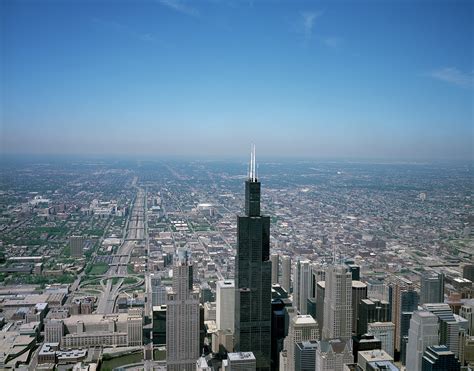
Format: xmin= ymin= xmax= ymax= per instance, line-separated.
xmin=1 ymin=0 xmax=473 ymax=160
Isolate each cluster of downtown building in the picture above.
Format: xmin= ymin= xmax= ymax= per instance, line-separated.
xmin=0 ymin=159 xmax=473 ymax=370
xmin=151 ymin=160 xmax=474 ymax=371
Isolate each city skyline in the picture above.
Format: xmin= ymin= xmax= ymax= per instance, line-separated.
xmin=2 ymin=0 xmax=473 ymax=160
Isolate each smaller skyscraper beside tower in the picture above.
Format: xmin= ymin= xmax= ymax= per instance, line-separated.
xmin=166 ymin=249 xmax=200 ymax=371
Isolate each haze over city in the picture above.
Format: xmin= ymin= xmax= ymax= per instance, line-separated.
xmin=2 ymin=0 xmax=473 ymax=160
xmin=0 ymin=2 xmax=473 ymax=371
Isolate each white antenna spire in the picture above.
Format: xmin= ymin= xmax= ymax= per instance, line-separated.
xmin=250 ymin=145 xmax=253 ymax=180
xmin=252 ymin=144 xmax=256 ymax=181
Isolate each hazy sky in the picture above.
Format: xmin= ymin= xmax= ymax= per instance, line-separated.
xmin=1 ymin=0 xmax=473 ymax=160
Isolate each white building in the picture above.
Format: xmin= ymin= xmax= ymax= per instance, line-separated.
xmin=166 ymin=250 xmax=200 ymax=371
xmin=323 ymin=265 xmax=352 ymax=341
xmin=357 ymin=349 xmax=393 ymax=370
xmin=281 ymin=255 xmax=291 ymax=294
xmin=282 ymin=315 xmax=319 ymax=371
xmin=368 ymin=322 xmax=395 ymax=358
xmin=405 ymin=311 xmax=439 ymax=371
xmin=223 ymin=352 xmax=256 ymax=371
xmin=316 ymin=339 xmax=353 ymax=371
xmin=294 ymin=259 xmax=312 ymax=315
xmin=216 ymin=280 xmax=235 ymax=332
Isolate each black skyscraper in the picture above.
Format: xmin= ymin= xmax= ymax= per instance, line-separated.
xmin=235 ymin=146 xmax=272 ymax=371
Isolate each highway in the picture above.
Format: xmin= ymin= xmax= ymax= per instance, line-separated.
xmin=96 ymin=187 xmax=146 ymax=314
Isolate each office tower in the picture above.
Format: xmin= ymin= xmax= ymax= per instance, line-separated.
xmin=366 ymin=280 xmax=390 ymax=302
xmin=460 ymin=304 xmax=473 ymax=335
xmin=423 ymin=303 xmax=464 ymax=358
xmin=358 ymin=299 xmax=390 ymax=336
xmin=464 ymin=336 xmax=474 ymax=366
xmin=283 ymin=315 xmax=319 ymax=371
xmin=406 ymin=311 xmax=439 ymax=371
xmin=204 ymin=302 xmax=216 ymax=321
xmin=357 ymin=349 xmax=394 ymax=370
xmin=152 ymin=305 xmax=166 ymax=345
xmin=352 ymin=334 xmax=382 ymax=362
xmin=201 ymin=283 xmax=215 ymax=304
xmin=323 ymin=265 xmax=352 ymax=341
xmin=421 ymin=273 xmax=445 ymax=304
xmin=151 ymin=275 xmax=167 ymax=306
xmin=400 ymin=310 xmax=415 ymax=365
xmin=463 ymin=264 xmax=474 ymax=282
xmin=45 ymin=319 xmax=64 ymax=343
xmin=306 ymin=298 xmax=316 ymax=319
xmin=294 ymin=259 xmax=312 ymax=315
xmin=271 ymin=254 xmax=279 ymax=284
xmin=69 ymin=235 xmax=84 ymax=258
xmin=311 ymin=263 xmax=325 ymax=297
xmin=352 ymin=281 xmax=368 ymax=333
xmin=217 ymin=280 xmax=235 ymax=332
xmin=422 ymin=345 xmax=461 ymax=371
xmin=316 ymin=281 xmax=325 ymax=339
xmin=316 ymin=339 xmax=353 ymax=371
xmin=294 ymin=340 xmax=317 ymax=371
xmin=127 ymin=312 xmax=143 ymax=346
xmin=166 ymin=249 xmax=200 ymax=371
xmin=388 ymin=276 xmax=418 ymax=355
xmin=281 ymin=256 xmax=291 ymax=294
xmin=352 ymin=334 xmax=382 ymax=363
xmin=271 ymin=298 xmax=292 ymax=371
xmin=234 ymin=147 xmax=272 ymax=371
xmin=223 ymin=352 xmax=257 ymax=371
xmin=368 ymin=322 xmax=395 ymax=358
xmin=345 ymin=260 xmax=360 ymax=281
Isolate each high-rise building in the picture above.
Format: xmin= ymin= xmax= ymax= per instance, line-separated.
xmin=69 ymin=236 xmax=84 ymax=258
xmin=151 ymin=275 xmax=167 ymax=306
xmin=223 ymin=352 xmax=257 ymax=371
xmin=295 ymin=340 xmax=317 ymax=371
xmin=234 ymin=147 xmax=272 ymax=371
xmin=406 ymin=311 xmax=439 ymax=371
xmin=352 ymin=334 xmax=382 ymax=363
xmin=422 ymin=303 xmax=464 ymax=358
xmin=127 ymin=312 xmax=143 ymax=346
xmin=217 ymin=280 xmax=235 ymax=332
xmin=310 ymin=263 xmax=325 ymax=297
xmin=152 ymin=305 xmax=166 ymax=345
xmin=316 ymin=281 xmax=325 ymax=339
xmin=459 ymin=304 xmax=473 ymax=336
xmin=316 ymin=339 xmax=353 ymax=371
xmin=388 ymin=276 xmax=419 ymax=355
xmin=358 ymin=299 xmax=390 ymax=336
xmin=421 ymin=345 xmax=461 ymax=371
xmin=45 ymin=319 xmax=64 ymax=343
xmin=283 ymin=315 xmax=319 ymax=371
xmin=367 ymin=322 xmax=395 ymax=358
xmin=323 ymin=265 xmax=352 ymax=341
xmin=352 ymin=281 xmax=368 ymax=333
xmin=166 ymin=249 xmax=200 ymax=371
xmin=271 ymin=254 xmax=279 ymax=285
xmin=281 ymin=256 xmax=291 ymax=294
xmin=271 ymin=298 xmax=292 ymax=371
xmin=420 ymin=273 xmax=445 ymax=305
xmin=294 ymin=259 xmax=312 ymax=315
xmin=463 ymin=264 xmax=474 ymax=282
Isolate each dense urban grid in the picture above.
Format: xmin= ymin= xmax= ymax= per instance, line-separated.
xmin=0 ymin=155 xmax=472 ymax=371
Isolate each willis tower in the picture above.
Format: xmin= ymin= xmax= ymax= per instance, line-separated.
xmin=234 ymin=145 xmax=272 ymax=370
